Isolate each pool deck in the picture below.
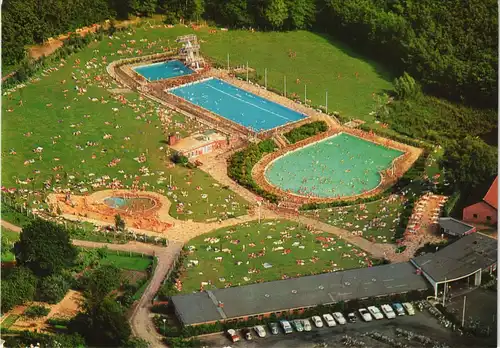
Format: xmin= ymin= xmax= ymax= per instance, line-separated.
xmin=252 ymin=127 xmax=422 ymax=204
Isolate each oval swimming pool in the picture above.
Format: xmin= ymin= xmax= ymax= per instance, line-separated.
xmin=133 ymin=60 xmax=194 ymax=81
xmin=264 ymin=133 xmax=403 ymax=198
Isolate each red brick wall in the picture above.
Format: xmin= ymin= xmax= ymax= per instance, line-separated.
xmin=463 ymin=202 xmax=497 ymax=224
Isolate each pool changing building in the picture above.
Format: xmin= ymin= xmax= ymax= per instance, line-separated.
xmin=170 ymin=262 xmax=429 ymax=326
xmin=169 ymin=130 xmax=227 ymax=159
xmin=170 ymin=230 xmax=497 ymax=326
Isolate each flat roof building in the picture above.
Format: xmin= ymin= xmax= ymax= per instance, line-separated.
xmin=171 ymin=262 xmax=429 ymax=326
xmin=169 ymin=130 xmax=227 ymax=159
xmin=411 ymin=232 xmax=497 ymax=297
xmin=438 ymin=217 xmax=476 ymax=237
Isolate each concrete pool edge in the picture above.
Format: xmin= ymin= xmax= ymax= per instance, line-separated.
xmin=252 ymin=127 xmax=423 ymax=205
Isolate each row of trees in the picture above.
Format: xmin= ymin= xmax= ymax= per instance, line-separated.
xmin=4 ymin=0 xmax=496 ymax=108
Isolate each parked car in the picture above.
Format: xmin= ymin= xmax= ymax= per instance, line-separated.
xmin=311 ymin=316 xmax=324 ymax=328
xmin=332 ymin=312 xmax=347 ymax=325
xmin=254 ymin=325 xmax=266 ymax=338
xmin=227 ymin=329 xmax=240 ymax=343
xmin=293 ymin=320 xmax=304 ymax=332
xmin=268 ymin=322 xmax=279 ymax=335
xmin=392 ymin=303 xmax=406 ymax=316
xmin=367 ymin=306 xmax=384 ymax=320
xmin=244 ymin=329 xmax=253 ymax=340
xmin=358 ymin=308 xmax=373 ymax=322
xmin=402 ymin=302 xmax=415 ymax=315
xmin=280 ymin=320 xmax=293 ymax=334
xmin=322 ymin=314 xmax=337 ymax=327
xmin=381 ymin=304 xmax=396 ymax=319
xmin=302 ymin=319 xmax=312 ymax=331
xmin=347 ymin=312 xmax=357 ymax=323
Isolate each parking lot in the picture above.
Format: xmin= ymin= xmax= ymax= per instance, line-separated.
xmin=200 ymin=310 xmax=496 ymax=348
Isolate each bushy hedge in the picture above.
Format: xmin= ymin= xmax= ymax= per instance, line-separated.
xmin=283 ymin=121 xmax=328 ymax=144
xmin=24 ymin=305 xmax=50 ymax=318
xmin=442 ymin=191 xmax=461 ymax=217
xmin=358 ymin=124 xmax=433 ymax=151
xmin=227 ymin=139 xmax=279 ymax=203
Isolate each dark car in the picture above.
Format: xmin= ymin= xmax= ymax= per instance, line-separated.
xmin=268 ymin=322 xmax=279 ymax=335
xmin=347 ymin=312 xmax=357 ymax=323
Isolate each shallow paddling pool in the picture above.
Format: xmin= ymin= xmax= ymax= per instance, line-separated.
xmin=264 ymin=133 xmax=403 ymax=198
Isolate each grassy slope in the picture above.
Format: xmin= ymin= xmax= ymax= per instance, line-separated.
xmin=179 ymin=220 xmax=373 ymax=293
xmin=198 ymin=29 xmax=394 ymax=121
xmin=1 ymin=228 xmax=20 ymax=262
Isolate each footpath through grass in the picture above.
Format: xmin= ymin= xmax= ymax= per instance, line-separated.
xmin=178 ymin=219 xmax=375 ymax=293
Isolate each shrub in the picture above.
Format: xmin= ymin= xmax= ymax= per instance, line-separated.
xmin=171 ymin=152 xmax=189 ymax=165
xmin=24 ymin=305 xmax=50 ymax=318
xmin=227 ymin=140 xmax=279 ymax=203
xmin=283 ymin=121 xmax=328 ymax=143
xmin=37 ymin=273 xmax=71 ymax=304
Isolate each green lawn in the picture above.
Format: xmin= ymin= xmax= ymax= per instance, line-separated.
xmin=99 ymin=252 xmax=152 ymax=271
xmin=1 ymin=227 xmax=20 ymax=262
xmin=1 ymin=25 xmax=248 ymax=222
xmin=304 ymin=197 xmax=405 ymax=243
xmin=178 ymin=219 xmax=375 ymax=293
xmin=1 ymin=314 xmax=20 ymax=328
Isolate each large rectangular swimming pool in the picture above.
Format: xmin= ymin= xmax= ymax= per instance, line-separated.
xmin=133 ymin=60 xmax=194 ymax=81
xmin=169 ymin=78 xmax=307 ymax=131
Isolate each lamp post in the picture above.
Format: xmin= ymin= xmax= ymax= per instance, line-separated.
xmin=304 ymin=84 xmax=307 ymax=105
xmin=264 ymin=68 xmax=267 ymax=89
xmin=325 ymin=91 xmax=328 ymax=114
xmin=246 ymin=61 xmax=249 ymax=82
xmin=227 ymin=53 xmax=229 ymax=71
xmin=461 ymin=295 xmax=467 ymax=327
xmin=162 ymin=318 xmax=167 ymax=335
xmin=284 ymin=76 xmax=287 ymax=97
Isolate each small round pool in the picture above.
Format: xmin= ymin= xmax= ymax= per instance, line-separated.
xmin=103 ymin=196 xmax=157 ymax=212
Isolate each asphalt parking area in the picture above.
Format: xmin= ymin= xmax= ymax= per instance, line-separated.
xmin=200 ymin=311 xmax=496 ymax=348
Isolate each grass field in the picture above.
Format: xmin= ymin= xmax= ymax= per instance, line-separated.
xmin=303 ymin=197 xmax=404 ymax=243
xmin=1 ymin=314 xmax=20 ymax=328
xmin=178 ymin=219 xmax=375 ymax=293
xmin=1 ymin=22 xmax=394 ymax=221
xmin=1 ymin=25 xmax=248 ymax=222
xmin=1 ymin=228 xmax=20 ymax=262
xmin=99 ymin=252 xmax=152 ymax=271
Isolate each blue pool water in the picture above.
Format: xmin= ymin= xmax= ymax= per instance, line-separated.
xmin=133 ymin=60 xmax=194 ymax=81
xmin=104 ymin=197 xmax=127 ymax=208
xmin=169 ymin=78 xmax=307 ymax=131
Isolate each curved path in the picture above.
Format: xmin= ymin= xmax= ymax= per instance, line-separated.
xmin=1 ymin=219 xmax=180 ymax=348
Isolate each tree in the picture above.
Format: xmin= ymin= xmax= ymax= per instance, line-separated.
xmin=441 ymin=136 xmax=498 ymax=189
xmin=1 ymin=267 xmax=37 ymax=312
xmin=70 ymin=297 xmax=132 ymax=347
xmin=115 ymin=214 xmax=126 ymax=231
xmin=80 ymin=264 xmax=122 ymax=313
xmin=287 ymin=0 xmax=315 ymax=29
xmin=394 ymin=72 xmax=421 ymax=100
xmin=38 ymin=273 xmax=71 ymax=304
xmin=14 ymin=219 xmax=78 ymax=277
xmin=264 ymin=0 xmax=288 ymax=29
xmin=130 ymin=0 xmax=158 ymax=16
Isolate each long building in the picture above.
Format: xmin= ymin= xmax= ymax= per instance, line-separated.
xmin=171 ymin=262 xmax=429 ymax=326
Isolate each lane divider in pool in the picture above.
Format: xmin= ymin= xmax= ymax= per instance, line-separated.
xmin=203 ymin=83 xmax=294 ymax=122
xmin=166 ymin=76 xmax=215 ymax=92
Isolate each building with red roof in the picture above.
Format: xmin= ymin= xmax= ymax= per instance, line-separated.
xmin=463 ymin=176 xmax=497 ymax=225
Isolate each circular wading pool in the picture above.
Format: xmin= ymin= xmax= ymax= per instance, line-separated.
xmin=103 ymin=196 xmax=157 ymax=212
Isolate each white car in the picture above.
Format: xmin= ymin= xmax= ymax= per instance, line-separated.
xmin=381 ymin=304 xmax=396 ymax=319
xmin=402 ymin=302 xmax=415 ymax=315
xmin=280 ymin=320 xmax=293 ymax=334
xmin=322 ymin=313 xmax=336 ymax=327
xmin=253 ymin=325 xmax=266 ymax=338
xmin=311 ymin=315 xmax=324 ymax=328
xmin=332 ymin=312 xmax=347 ymax=325
xmin=302 ymin=319 xmax=312 ymax=331
xmin=367 ymin=306 xmax=384 ymax=320
xmin=227 ymin=329 xmax=240 ymax=343
xmin=358 ymin=308 xmax=372 ymax=322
